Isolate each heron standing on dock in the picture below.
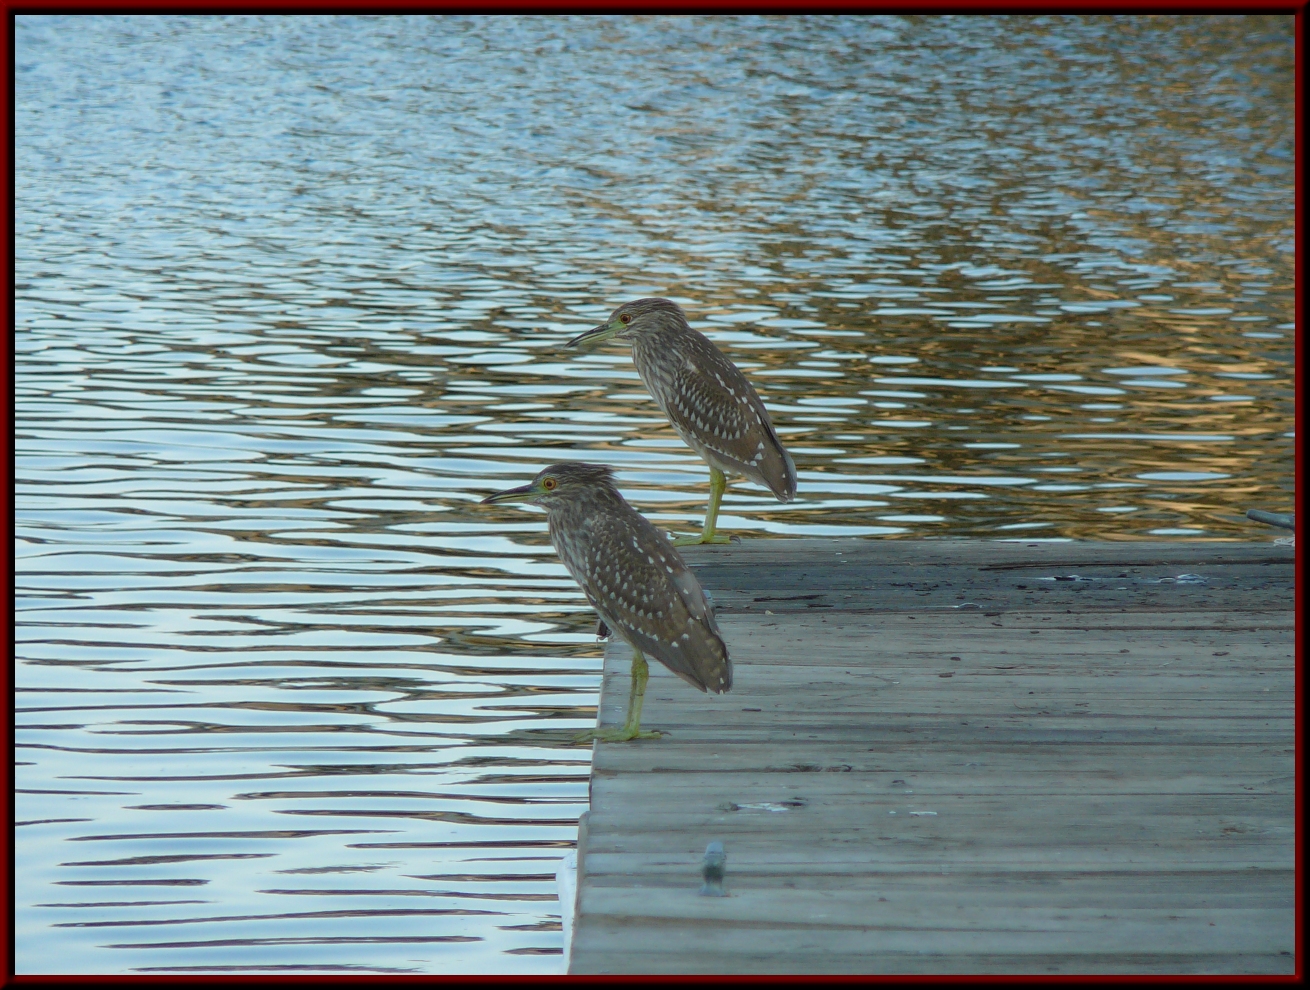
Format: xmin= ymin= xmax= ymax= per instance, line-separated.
xmin=566 ymin=298 xmax=797 ymax=545
xmin=481 ymin=462 xmax=731 ymax=742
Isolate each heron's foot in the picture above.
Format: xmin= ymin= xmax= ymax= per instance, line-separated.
xmin=671 ymin=533 xmax=734 ymax=546
xmin=573 ymin=726 xmax=663 ymax=745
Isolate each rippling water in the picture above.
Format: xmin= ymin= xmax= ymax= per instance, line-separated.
xmin=14 ymin=14 xmax=1294 ymax=974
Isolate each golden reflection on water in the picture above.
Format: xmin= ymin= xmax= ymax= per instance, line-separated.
xmin=453 ymin=251 xmax=1292 ymax=542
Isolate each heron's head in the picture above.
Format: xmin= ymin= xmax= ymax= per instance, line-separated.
xmin=565 ymin=297 xmax=687 ymax=349
xmin=480 ymin=462 xmax=617 ymax=509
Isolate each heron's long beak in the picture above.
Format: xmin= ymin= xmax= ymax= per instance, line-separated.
xmin=481 ymin=482 xmax=540 ymax=505
xmin=564 ymin=320 xmax=617 ymax=348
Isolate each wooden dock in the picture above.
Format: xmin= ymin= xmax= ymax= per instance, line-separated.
xmin=567 ymin=539 xmax=1297 ymax=975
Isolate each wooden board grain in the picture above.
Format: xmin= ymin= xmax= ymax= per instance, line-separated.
xmin=569 ymin=541 xmax=1295 ymax=975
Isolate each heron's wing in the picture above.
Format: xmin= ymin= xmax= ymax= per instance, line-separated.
xmin=666 ymin=342 xmax=766 ymax=463
xmin=560 ymin=506 xmax=731 ymax=694
xmin=636 ymin=332 xmax=795 ymax=500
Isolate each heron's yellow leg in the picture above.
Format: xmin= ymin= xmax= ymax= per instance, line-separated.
xmin=623 ymin=650 xmax=661 ymax=737
xmin=672 ymin=467 xmax=732 ymax=546
xmin=574 ymin=647 xmax=662 ymax=744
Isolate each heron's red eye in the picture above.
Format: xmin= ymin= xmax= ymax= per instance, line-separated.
xmin=542 ymin=477 xmax=557 ymax=490
xmin=620 ymin=313 xmax=632 ymax=324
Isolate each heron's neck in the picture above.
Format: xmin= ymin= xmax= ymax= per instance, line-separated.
xmin=547 ymin=489 xmax=629 ymax=532
xmin=630 ymin=323 xmax=696 ymax=380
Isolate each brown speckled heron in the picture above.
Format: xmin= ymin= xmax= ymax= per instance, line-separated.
xmin=481 ymin=462 xmax=730 ymax=742
xmin=566 ymin=298 xmax=797 ymax=545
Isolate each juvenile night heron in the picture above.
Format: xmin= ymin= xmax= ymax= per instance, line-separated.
xmin=566 ymin=298 xmax=797 ymax=545
xmin=481 ymin=462 xmax=731 ymax=742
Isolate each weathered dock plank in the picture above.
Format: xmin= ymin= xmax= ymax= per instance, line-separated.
xmin=569 ymin=540 xmax=1295 ymax=975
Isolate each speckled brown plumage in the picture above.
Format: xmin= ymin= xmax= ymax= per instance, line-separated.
xmin=565 ymin=298 xmax=796 ymax=545
xmin=626 ymin=302 xmax=796 ymax=502
xmin=568 ymin=297 xmax=791 ymax=502
xmin=484 ymin=462 xmax=730 ymax=695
